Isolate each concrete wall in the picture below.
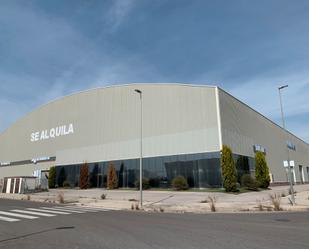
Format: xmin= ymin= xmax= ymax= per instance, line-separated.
xmin=219 ymin=89 xmax=309 ymax=183
xmin=0 ymin=84 xmax=221 ymax=177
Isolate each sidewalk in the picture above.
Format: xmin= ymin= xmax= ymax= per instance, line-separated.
xmin=1 ymin=184 xmax=309 ymax=213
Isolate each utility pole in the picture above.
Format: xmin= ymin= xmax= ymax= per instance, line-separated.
xmin=134 ymin=89 xmax=143 ymax=207
xmin=278 ymin=85 xmax=295 ymax=205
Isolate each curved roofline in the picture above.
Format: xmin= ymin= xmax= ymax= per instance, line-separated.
xmin=0 ymin=82 xmax=308 ymax=146
xmin=0 ymin=83 xmax=216 ymax=136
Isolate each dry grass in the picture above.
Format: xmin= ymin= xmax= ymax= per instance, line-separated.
xmin=135 ymin=203 xmax=140 ymax=210
xmin=256 ymin=200 xmax=264 ymax=211
xmin=208 ymin=196 xmax=217 ymax=212
xmin=57 ymin=191 xmax=65 ymax=204
xmin=269 ymin=193 xmax=282 ymax=211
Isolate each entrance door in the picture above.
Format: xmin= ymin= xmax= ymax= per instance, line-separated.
xmin=10 ymin=178 xmax=15 ymax=193
xmin=15 ymin=178 xmax=20 ymax=193
xmin=2 ymin=179 xmax=7 ymax=193
xmin=299 ymin=165 xmax=304 ymax=184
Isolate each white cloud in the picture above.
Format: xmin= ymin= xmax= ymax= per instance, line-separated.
xmin=104 ymin=0 xmax=137 ymax=31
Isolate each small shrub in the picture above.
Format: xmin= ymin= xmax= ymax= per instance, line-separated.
xmin=159 ymin=207 xmax=164 ymax=213
xmin=172 ymin=176 xmax=189 ymax=191
xmin=135 ymin=178 xmax=150 ymax=190
xmin=129 ymin=198 xmax=138 ymax=202
xmin=256 ymin=200 xmax=264 ymax=211
xmin=208 ymin=196 xmax=217 ymax=212
xmin=200 ymin=199 xmax=208 ymax=203
xmin=281 ymin=192 xmax=286 ymax=197
xmin=58 ymin=192 xmax=64 ymax=204
xmin=27 ymin=195 xmax=31 ymax=201
xmin=269 ymin=193 xmax=282 ymax=211
xmin=149 ymin=178 xmax=160 ymax=188
xmin=63 ymin=180 xmax=71 ymax=188
xmin=135 ymin=203 xmax=140 ymax=210
xmin=101 ymin=193 xmax=107 ymax=200
xmin=241 ymin=174 xmax=258 ymax=191
xmin=48 ymin=166 xmax=56 ymax=188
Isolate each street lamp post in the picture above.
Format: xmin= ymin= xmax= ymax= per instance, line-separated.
xmin=278 ymin=85 xmax=295 ymax=205
xmin=134 ymin=89 xmax=143 ymax=207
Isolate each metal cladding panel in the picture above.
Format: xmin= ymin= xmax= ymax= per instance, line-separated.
xmin=219 ymin=89 xmax=309 ymax=182
xmin=0 ymin=84 xmax=221 ymax=169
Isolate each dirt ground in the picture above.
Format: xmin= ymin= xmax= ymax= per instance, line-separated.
xmin=1 ymin=184 xmax=309 ymax=213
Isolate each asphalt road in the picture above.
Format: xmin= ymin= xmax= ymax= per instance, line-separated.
xmin=0 ymin=199 xmax=308 ymax=249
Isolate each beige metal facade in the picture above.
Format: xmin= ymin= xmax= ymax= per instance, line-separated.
xmin=0 ymin=84 xmax=220 ymax=178
xmin=0 ymin=83 xmax=308 ymax=184
xmin=219 ymin=89 xmax=309 ymax=183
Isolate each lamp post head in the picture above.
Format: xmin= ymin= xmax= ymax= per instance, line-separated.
xmin=278 ymin=85 xmax=288 ymax=90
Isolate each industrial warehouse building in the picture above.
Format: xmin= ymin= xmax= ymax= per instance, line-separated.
xmin=0 ymin=83 xmax=309 ymax=190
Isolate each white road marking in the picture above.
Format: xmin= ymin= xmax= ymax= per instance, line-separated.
xmin=62 ymin=206 xmax=105 ymax=212
xmin=58 ymin=206 xmax=99 ymax=212
xmin=0 ymin=215 xmax=20 ymax=222
xmin=40 ymin=207 xmax=85 ymax=213
xmin=0 ymin=211 xmax=38 ymax=219
xmin=26 ymin=208 xmax=71 ymax=215
xmin=11 ymin=209 xmax=56 ymax=217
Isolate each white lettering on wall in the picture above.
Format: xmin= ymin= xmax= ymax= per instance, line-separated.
xmin=30 ymin=124 xmax=74 ymax=142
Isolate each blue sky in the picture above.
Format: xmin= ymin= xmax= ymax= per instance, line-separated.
xmin=0 ymin=0 xmax=308 ymax=142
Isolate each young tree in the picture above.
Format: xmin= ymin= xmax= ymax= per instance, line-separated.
xmin=221 ymin=145 xmax=238 ymax=192
xmin=48 ymin=166 xmax=56 ymax=188
xmin=79 ymin=163 xmax=89 ymax=189
xmin=107 ymin=162 xmax=118 ymax=189
xmin=255 ymin=152 xmax=270 ymax=188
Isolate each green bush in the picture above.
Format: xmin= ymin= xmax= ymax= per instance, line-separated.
xmin=241 ymin=174 xmax=258 ymax=191
xmin=135 ymin=178 xmax=150 ymax=190
xmin=255 ymin=152 xmax=270 ymax=189
xmin=48 ymin=166 xmax=56 ymax=188
xmin=172 ymin=176 xmax=189 ymax=191
xmin=221 ymin=145 xmax=238 ymax=192
xmin=63 ymin=180 xmax=71 ymax=188
xmin=149 ymin=178 xmax=160 ymax=188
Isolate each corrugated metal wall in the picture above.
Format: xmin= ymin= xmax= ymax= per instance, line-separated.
xmin=0 ymin=84 xmax=221 ymax=177
xmin=219 ymin=89 xmax=309 ymax=183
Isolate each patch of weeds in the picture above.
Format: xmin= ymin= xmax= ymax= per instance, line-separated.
xmin=57 ymin=192 xmax=65 ymax=204
xmin=27 ymin=195 xmax=31 ymax=201
xmin=159 ymin=207 xmax=165 ymax=213
xmin=129 ymin=198 xmax=138 ymax=202
xmin=101 ymin=193 xmax=107 ymax=200
xmin=208 ymin=196 xmax=217 ymax=212
xmin=269 ymin=193 xmax=282 ymax=211
xmin=281 ymin=192 xmax=286 ymax=197
xmin=256 ymin=200 xmax=264 ymax=211
xmin=135 ymin=202 xmax=140 ymax=210
xmin=200 ymin=199 xmax=208 ymax=203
